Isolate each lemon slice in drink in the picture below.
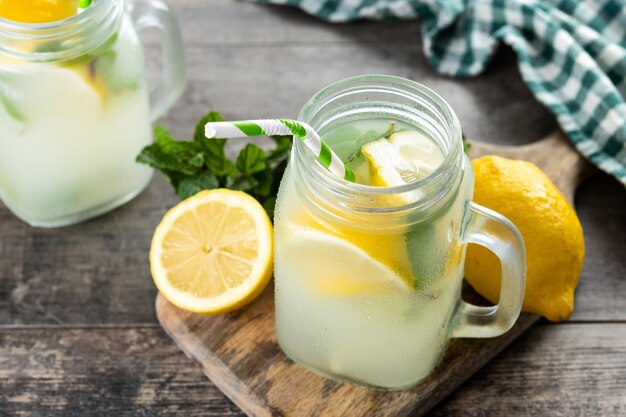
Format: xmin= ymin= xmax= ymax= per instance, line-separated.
xmin=361 ymin=138 xmax=418 ymax=187
xmin=150 ymin=189 xmax=273 ymax=314
xmin=360 ymin=138 xmax=423 ymax=208
xmin=283 ymin=138 xmax=419 ymax=292
xmin=357 ymin=137 xmax=429 ymax=289
xmin=283 ymin=227 xmax=410 ymax=296
xmin=388 ymin=131 xmax=444 ymax=178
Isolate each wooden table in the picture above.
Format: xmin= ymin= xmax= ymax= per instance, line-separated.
xmin=1 ymin=1 xmax=625 ymax=416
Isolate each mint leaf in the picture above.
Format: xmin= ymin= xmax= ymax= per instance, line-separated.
xmin=344 ymin=122 xmax=396 ymax=163
xmin=206 ymin=149 xmax=238 ymax=177
xmin=195 ymin=112 xmax=232 ymax=174
xmin=137 ymin=122 xmax=206 ymax=176
xmin=406 ymin=184 xmax=460 ymax=290
xmin=0 ymin=90 xmax=24 ymax=122
xmin=0 ymin=75 xmax=25 ymax=122
xmin=34 ymin=39 xmax=66 ymax=54
xmin=188 ymin=153 xmax=205 ymax=168
xmin=237 ymin=143 xmax=267 ymax=176
xmin=136 ymin=111 xmax=293 ymax=220
xmin=137 ymin=125 xmax=205 ymax=175
xmin=93 ymin=34 xmax=139 ymax=93
xmin=267 ymin=135 xmax=292 ymax=168
xmin=462 ymin=133 xmax=471 ymax=154
xmin=192 ymin=115 xmax=239 ymax=177
xmin=176 ymin=171 xmax=219 ymax=200
xmin=155 ymin=125 xmax=195 ymax=154
xmin=253 ymin=167 xmax=274 ymax=197
xmin=136 ymin=143 xmax=200 ymax=176
xmin=194 ymin=111 xmax=224 ymax=142
xmin=262 ymin=196 xmax=277 ymax=220
xmin=61 ymin=33 xmax=138 ymax=94
xmin=231 ymin=176 xmax=257 ymax=192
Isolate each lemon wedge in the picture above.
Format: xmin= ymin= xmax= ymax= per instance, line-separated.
xmin=360 ymin=137 xmax=422 ymax=208
xmin=361 ymin=138 xmax=418 ymax=187
xmin=283 ymin=139 xmax=418 ymax=290
xmin=388 ymin=131 xmax=444 ymax=178
xmin=150 ymin=189 xmax=273 ymax=314
xmin=282 ymin=227 xmax=410 ymax=296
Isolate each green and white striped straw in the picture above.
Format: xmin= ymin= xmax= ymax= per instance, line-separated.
xmin=78 ymin=0 xmax=93 ymax=12
xmin=205 ymin=119 xmax=355 ymax=182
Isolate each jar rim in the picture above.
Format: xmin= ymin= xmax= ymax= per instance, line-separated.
xmin=0 ymin=0 xmax=107 ymax=30
xmin=0 ymin=0 xmax=122 ymax=62
xmin=295 ymin=74 xmax=464 ymax=214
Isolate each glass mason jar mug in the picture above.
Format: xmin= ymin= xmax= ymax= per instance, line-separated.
xmin=273 ymin=75 xmax=526 ymax=389
xmin=0 ymin=0 xmax=185 ymax=227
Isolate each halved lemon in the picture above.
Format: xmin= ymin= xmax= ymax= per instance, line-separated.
xmin=150 ymin=189 xmax=273 ymax=314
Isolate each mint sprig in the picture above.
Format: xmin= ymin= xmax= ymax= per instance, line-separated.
xmin=0 ymin=74 xmax=25 ymax=122
xmin=136 ymin=111 xmax=292 ymax=219
xmin=344 ymin=121 xmax=396 ymax=163
xmin=462 ymin=133 xmax=471 ymax=154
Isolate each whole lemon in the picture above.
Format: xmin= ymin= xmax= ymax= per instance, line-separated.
xmin=465 ymin=156 xmax=585 ymax=322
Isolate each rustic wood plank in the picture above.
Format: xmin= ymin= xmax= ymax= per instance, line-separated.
xmin=149 ymin=44 xmax=415 ymax=136
xmin=0 ymin=174 xmax=175 ymax=326
xmin=0 ymin=326 xmax=245 ymax=417
xmin=152 ymin=44 xmax=557 ymax=145
xmin=427 ymin=322 xmax=626 ymax=417
xmin=2 ymin=324 xmax=623 ymax=417
xmin=573 ymin=174 xmax=626 ymax=321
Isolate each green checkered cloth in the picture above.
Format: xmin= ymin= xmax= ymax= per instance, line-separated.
xmin=255 ymin=0 xmax=626 ymax=185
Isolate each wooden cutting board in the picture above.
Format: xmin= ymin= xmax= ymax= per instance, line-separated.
xmin=156 ymin=130 xmax=592 ymax=417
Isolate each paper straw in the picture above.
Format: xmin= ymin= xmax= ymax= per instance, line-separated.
xmin=78 ymin=0 xmax=93 ymax=11
xmin=205 ymin=119 xmax=355 ymax=182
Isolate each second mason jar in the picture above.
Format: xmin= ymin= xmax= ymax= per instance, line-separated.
xmin=273 ymin=75 xmax=526 ymax=389
xmin=0 ymin=0 xmax=185 ymax=227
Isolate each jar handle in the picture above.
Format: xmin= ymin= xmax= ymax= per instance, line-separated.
xmin=452 ymin=201 xmax=526 ymax=338
xmin=130 ymin=0 xmax=186 ymax=121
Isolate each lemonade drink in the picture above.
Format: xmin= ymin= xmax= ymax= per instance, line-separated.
xmin=274 ymin=118 xmax=474 ymax=389
xmin=0 ymin=0 xmax=184 ymax=226
xmin=274 ymin=75 xmax=526 ymax=390
xmin=0 ymin=18 xmax=152 ymax=226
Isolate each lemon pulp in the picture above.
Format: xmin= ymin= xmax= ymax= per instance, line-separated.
xmin=150 ymin=189 xmax=274 ymax=314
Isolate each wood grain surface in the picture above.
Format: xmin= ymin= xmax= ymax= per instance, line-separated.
xmin=1 ymin=324 xmax=624 ymax=417
xmin=1 ymin=1 xmax=625 ymax=416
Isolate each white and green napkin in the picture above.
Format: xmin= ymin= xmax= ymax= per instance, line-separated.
xmin=254 ymin=0 xmax=626 ymax=185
